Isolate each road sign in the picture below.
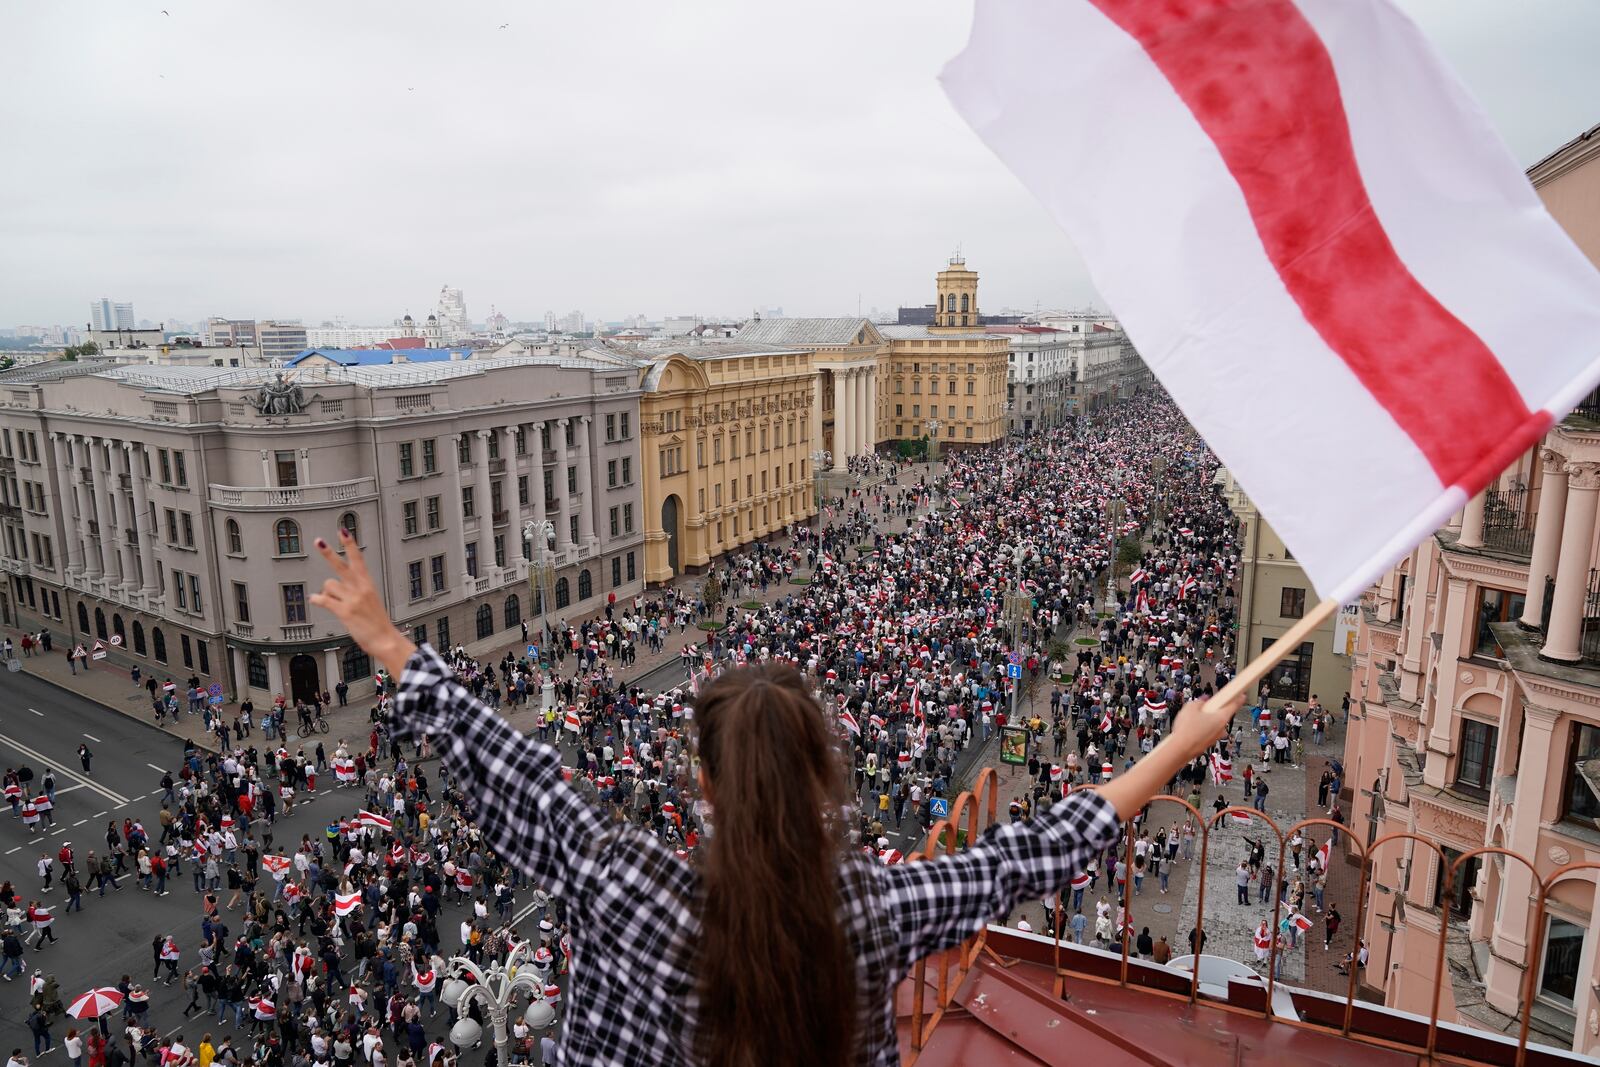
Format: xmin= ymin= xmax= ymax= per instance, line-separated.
xmin=929 ymin=796 xmax=950 ymax=819
xmin=1008 ymin=651 xmax=1022 ymax=665
xmin=1007 ymin=663 xmax=1023 ymax=679
xmin=209 ymin=694 xmax=225 ymax=706
xmin=208 ymin=683 xmax=224 ymax=697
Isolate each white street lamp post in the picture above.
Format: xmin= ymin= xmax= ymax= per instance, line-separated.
xmin=810 ymin=448 xmax=831 ymax=514
xmin=442 ymin=940 xmax=554 ymax=1066
xmin=523 ymin=519 xmax=557 ymax=710
xmin=925 ymin=417 xmax=942 ymax=463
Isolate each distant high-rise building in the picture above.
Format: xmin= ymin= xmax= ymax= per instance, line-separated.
xmin=90 ymin=298 xmax=135 ymax=331
xmin=206 ymin=318 xmax=258 ymax=347
xmin=257 ymin=321 xmax=309 ymax=363
xmin=437 ymin=286 xmax=469 ymax=340
xmin=544 ymin=311 xmax=557 ymax=333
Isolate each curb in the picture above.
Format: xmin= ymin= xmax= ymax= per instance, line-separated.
xmin=17 ymin=662 xmax=222 ymax=757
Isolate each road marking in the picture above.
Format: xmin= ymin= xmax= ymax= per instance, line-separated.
xmin=57 ymin=782 xmax=87 ymax=796
xmin=74 ymin=819 xmax=88 ymax=826
xmin=94 ymin=810 xmax=107 ymax=818
xmin=0 ymin=728 xmax=130 ymax=806
xmin=83 ymin=733 xmax=101 ymax=742
xmin=29 ymin=708 xmax=43 ymax=717
xmin=51 ymin=826 xmax=67 ymax=834
xmin=147 ymin=763 xmax=165 ymax=772
xmin=4 ymin=846 xmax=18 ymax=854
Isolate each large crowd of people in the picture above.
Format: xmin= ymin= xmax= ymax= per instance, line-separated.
xmin=1 ymin=391 xmax=1323 ymax=1066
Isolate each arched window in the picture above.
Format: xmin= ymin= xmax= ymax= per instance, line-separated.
xmin=94 ymin=608 xmax=107 ymax=640
xmin=476 ymin=604 xmax=494 ymax=639
xmin=226 ymin=519 xmax=242 ymax=554
xmin=153 ymin=627 xmax=167 ymax=663
xmin=340 ymin=512 xmax=359 ymax=543
xmin=275 ymin=519 xmax=301 ymax=555
xmin=960 ymin=293 xmax=969 ymax=313
xmin=578 ymin=569 xmax=592 ymax=601
xmin=113 ymin=613 xmax=126 ymax=646
xmin=555 ymin=577 xmax=570 ymax=609
xmin=133 ymin=621 xmax=146 ymax=656
xmin=532 ymin=588 xmax=543 ymax=616
xmin=342 ymin=644 xmax=370 ymax=683
xmin=504 ymin=594 xmax=521 ymax=630
xmin=945 ymin=293 xmax=956 ymax=313
xmin=77 ymin=602 xmax=90 ymax=634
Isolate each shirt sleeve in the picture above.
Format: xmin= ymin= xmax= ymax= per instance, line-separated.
xmin=881 ymin=788 xmax=1121 ymax=971
xmin=390 ymin=643 xmax=609 ymax=899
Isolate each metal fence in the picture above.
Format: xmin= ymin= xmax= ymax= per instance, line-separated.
xmin=902 ymin=768 xmax=1591 ymax=1066
xmin=1483 ymin=485 xmax=1534 ymax=555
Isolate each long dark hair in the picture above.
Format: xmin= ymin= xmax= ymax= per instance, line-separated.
xmin=693 ymin=663 xmax=856 ymax=1066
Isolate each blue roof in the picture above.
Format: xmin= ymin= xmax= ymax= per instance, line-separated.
xmin=285 ymin=348 xmax=473 ymax=367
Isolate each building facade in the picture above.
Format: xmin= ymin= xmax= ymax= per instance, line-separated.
xmin=90 ymin=298 xmax=135 ymax=331
xmin=0 ymin=353 xmax=645 ymax=705
xmin=1220 ymin=467 xmax=1348 ymax=707
xmin=1340 ymin=122 xmax=1600 ymax=1056
xmin=996 ymin=326 xmax=1076 ymax=433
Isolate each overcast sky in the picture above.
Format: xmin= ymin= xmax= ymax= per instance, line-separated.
xmin=2 ymin=1 xmax=1596 ymax=328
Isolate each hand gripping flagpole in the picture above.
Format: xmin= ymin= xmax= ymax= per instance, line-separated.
xmin=1209 ymin=597 xmax=1340 ymax=709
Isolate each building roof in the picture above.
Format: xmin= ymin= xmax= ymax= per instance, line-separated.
xmin=1528 ymin=120 xmax=1600 ymax=180
xmin=734 ymin=317 xmax=875 ymax=347
xmin=594 ymin=339 xmax=801 ymax=364
xmin=285 ymin=347 xmax=474 ymax=367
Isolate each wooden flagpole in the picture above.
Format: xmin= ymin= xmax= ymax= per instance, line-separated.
xmin=1210 ymin=597 xmax=1341 ymax=708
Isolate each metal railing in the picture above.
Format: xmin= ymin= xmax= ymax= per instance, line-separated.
xmin=1483 ymin=485 xmax=1534 ymax=555
xmin=903 ymin=774 xmax=1594 ymax=1066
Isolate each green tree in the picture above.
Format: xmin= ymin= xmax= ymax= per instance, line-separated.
xmin=701 ymin=571 xmax=723 ymax=614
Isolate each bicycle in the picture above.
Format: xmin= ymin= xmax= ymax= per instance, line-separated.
xmin=296 ymin=714 xmax=330 ymax=737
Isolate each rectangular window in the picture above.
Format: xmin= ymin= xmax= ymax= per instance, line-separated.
xmin=189 ymin=574 xmax=201 ymax=613
xmin=398 ymin=442 xmax=414 ymax=477
xmin=623 ymin=503 xmax=633 ymax=533
xmin=175 ymin=570 xmax=188 ymax=610
xmin=426 ymin=496 xmax=441 ymax=530
xmin=494 ymin=534 xmax=505 ymax=568
xmin=543 ymin=469 xmax=554 ymax=503
xmin=966 ymin=406 xmax=974 ymax=419
xmin=1540 ymin=917 xmax=1585 ymax=1008
xmin=609 ymin=507 xmax=620 ymax=537
xmin=487 ymin=434 xmax=500 ymax=460
xmin=621 ymin=457 xmax=631 ymax=484
xmin=612 ymin=557 xmax=621 ymax=587
xmin=1455 ymin=720 xmax=1497 ymax=794
xmin=159 ymin=449 xmax=172 ymax=484
xmin=466 ymin=543 xmax=478 ymax=578
xmin=627 ymin=551 xmax=636 ymax=581
xmin=567 ymin=465 xmax=577 ymax=493
xmin=1472 ymin=587 xmax=1525 ymax=656
xmin=436 ymin=615 xmax=450 ymax=649
xmin=518 ymin=476 xmax=529 ymax=506
xmin=714 ymin=437 xmax=723 ymax=463
xmin=181 ymin=634 xmax=193 ymax=669
xmin=1280 ymin=587 xmax=1307 ymax=620
xmin=283 ymin=583 xmax=307 ymax=623
xmin=403 ymin=501 xmax=419 ymax=536
xmin=698 ymin=488 xmax=706 ymax=512
xmin=458 ymin=434 xmax=472 ymax=464
xmin=514 ymin=428 xmax=526 ymax=455
xmin=412 ymin=624 xmax=427 ymax=646
xmin=491 ymin=480 xmax=503 ymax=515
xmin=462 ymin=486 xmax=475 ymax=518
xmin=608 ymin=459 xmax=618 ymax=488
xmin=1562 ymin=722 xmax=1600 ymax=828
xmin=422 ymin=438 xmax=437 ymax=473
xmin=697 ymin=440 xmax=705 ymax=468
xmin=234 ymin=582 xmax=251 ymax=624
xmin=565 ymin=420 xmax=576 ymax=447
xmin=896 ymin=404 xmax=903 ymax=417
xmin=408 ymin=562 xmax=423 ymax=599
xmin=620 ymin=413 xmax=631 ymax=439
xmin=570 ymin=514 xmax=580 ymax=545
xmin=431 ymin=555 xmax=446 ymax=593
xmin=165 ymin=509 xmax=178 ymax=544
xmin=181 ymin=512 xmax=194 ymax=547
xmin=1262 ymin=638 xmax=1314 ymax=702
xmin=605 ymin=413 xmax=616 ymax=441
xmin=174 ymin=452 xmax=187 ymax=486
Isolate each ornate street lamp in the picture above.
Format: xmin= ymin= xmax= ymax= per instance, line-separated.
xmin=442 ymin=939 xmax=556 ymax=1065
xmin=523 ymin=519 xmax=557 ymax=709
xmin=924 ymin=417 xmax=942 ymax=463
xmin=810 ymin=448 xmax=831 ymax=512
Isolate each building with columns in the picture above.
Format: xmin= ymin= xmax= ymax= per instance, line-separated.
xmin=0 ymin=352 xmax=644 ymax=705
xmin=1340 ymin=123 xmax=1600 ymax=1055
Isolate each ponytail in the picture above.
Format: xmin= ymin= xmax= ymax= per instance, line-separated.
xmin=694 ymin=664 xmax=856 ymax=1066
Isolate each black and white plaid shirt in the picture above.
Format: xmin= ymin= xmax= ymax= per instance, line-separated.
xmin=395 ymin=644 xmax=1120 ymax=1065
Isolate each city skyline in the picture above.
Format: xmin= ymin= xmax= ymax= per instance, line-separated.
xmin=2 ymin=0 xmax=1597 ymax=327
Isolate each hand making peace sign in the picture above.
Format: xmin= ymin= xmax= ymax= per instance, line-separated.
xmin=312 ymin=527 xmax=417 ymax=676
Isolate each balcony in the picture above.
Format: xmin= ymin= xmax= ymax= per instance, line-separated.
xmin=230 ymin=622 xmax=254 ymax=638
xmin=0 ymin=503 xmax=19 ymax=520
xmin=209 ymin=477 xmax=378 ymax=510
xmin=281 ymin=624 xmax=314 ymax=641
xmin=0 ymin=455 xmax=12 ymax=472
xmin=489 ymin=458 xmax=506 ymax=475
xmin=493 ymin=510 xmax=509 ymax=527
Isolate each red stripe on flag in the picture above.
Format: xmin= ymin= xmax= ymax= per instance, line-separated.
xmin=1089 ymin=0 xmax=1548 ymax=490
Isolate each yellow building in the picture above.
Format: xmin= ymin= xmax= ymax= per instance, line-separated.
xmin=881 ymin=256 xmax=1010 ymax=448
xmin=630 ymin=341 xmax=821 ymax=583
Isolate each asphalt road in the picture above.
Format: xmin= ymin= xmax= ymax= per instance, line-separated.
xmin=0 ymin=672 xmax=540 ymax=1062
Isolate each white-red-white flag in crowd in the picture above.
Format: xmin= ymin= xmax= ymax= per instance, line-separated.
xmin=942 ymin=0 xmax=1600 ymax=603
xmin=334 ymin=891 xmax=362 ymax=916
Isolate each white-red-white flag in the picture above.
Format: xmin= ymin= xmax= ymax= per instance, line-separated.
xmin=355 ymin=810 xmax=392 ymax=832
xmin=334 ymin=891 xmax=362 ymax=916
xmin=943 ymin=0 xmax=1600 ymax=603
xmin=839 ymin=709 xmax=860 ymax=737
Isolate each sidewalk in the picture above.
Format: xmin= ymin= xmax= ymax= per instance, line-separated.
xmin=6 ymin=461 xmax=945 ymax=753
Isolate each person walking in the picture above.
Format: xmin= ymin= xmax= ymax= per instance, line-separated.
xmin=77 ymin=746 xmax=92 ymax=774
xmin=1324 ymin=905 xmax=1342 ymax=950
xmin=26 ymin=1007 xmax=52 ymax=1056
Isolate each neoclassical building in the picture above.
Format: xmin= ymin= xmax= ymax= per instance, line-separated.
xmin=0 ymin=351 xmax=645 ymax=704
xmin=1341 ymin=122 xmax=1600 ymax=1055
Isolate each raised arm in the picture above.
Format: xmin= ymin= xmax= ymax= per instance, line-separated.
xmin=883 ymin=691 xmax=1238 ymax=969
xmin=310 ymin=529 xmax=608 ymax=897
